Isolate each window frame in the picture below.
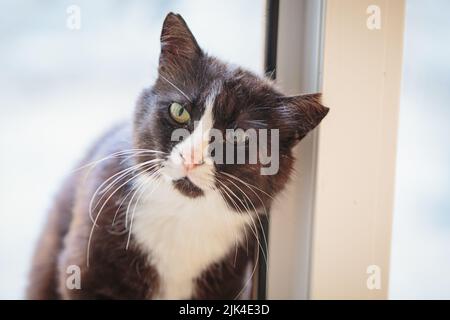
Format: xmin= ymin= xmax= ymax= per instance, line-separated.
xmin=264 ymin=0 xmax=405 ymax=299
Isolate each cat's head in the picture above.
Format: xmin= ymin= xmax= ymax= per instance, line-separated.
xmin=134 ymin=13 xmax=328 ymax=211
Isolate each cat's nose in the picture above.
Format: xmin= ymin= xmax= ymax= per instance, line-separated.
xmin=183 ymin=161 xmax=204 ymax=171
xmin=180 ymin=150 xmax=205 ymax=172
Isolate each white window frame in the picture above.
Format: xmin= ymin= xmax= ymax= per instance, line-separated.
xmin=266 ymin=0 xmax=405 ymax=299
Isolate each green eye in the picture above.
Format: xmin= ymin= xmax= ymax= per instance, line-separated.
xmin=169 ymin=102 xmax=190 ymax=124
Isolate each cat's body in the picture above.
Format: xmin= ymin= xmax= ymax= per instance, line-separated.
xmin=27 ymin=124 xmax=256 ymax=299
xmin=27 ymin=13 xmax=328 ymax=300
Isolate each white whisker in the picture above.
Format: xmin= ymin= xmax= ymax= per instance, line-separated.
xmin=126 ymin=172 xmax=162 ymax=250
xmin=159 ymin=73 xmax=192 ymax=103
xmin=89 ymin=158 xmax=163 ymax=224
xmin=220 ymin=175 xmax=268 ymax=264
xmin=215 ymin=177 xmax=266 ymax=300
xmin=86 ymin=161 xmax=161 ymax=267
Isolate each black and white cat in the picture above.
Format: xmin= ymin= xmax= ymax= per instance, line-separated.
xmin=27 ymin=13 xmax=328 ymax=299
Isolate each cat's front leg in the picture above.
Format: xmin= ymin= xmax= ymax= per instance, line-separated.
xmin=193 ymin=243 xmax=256 ymax=300
xmin=57 ymin=223 xmax=160 ymax=299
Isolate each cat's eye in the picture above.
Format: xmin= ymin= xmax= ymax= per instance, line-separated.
xmin=169 ymin=102 xmax=191 ymax=124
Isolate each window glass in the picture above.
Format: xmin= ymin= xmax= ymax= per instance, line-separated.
xmin=390 ymin=0 xmax=450 ymax=299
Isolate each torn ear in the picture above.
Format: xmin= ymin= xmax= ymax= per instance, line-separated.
xmin=159 ymin=13 xmax=202 ymax=73
xmin=285 ymin=93 xmax=329 ymax=141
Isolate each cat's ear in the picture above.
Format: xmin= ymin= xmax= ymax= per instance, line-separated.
xmin=159 ymin=13 xmax=202 ymax=73
xmin=283 ymin=93 xmax=329 ymax=141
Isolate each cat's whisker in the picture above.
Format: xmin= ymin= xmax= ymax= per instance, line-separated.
xmin=126 ymin=171 xmax=162 ymax=250
xmin=195 ymin=171 xmax=218 ymax=191
xmin=89 ymin=164 xmax=142 ymax=225
xmin=159 ymin=73 xmax=192 ymax=103
xmin=123 ymin=179 xmax=147 ymax=232
xmin=87 ymin=163 xmax=159 ymax=261
xmin=111 ymin=187 xmax=135 ymax=227
xmin=220 ymin=171 xmax=274 ymax=200
xmin=243 ymin=119 xmax=268 ymax=128
xmin=218 ymin=172 xmax=272 ymax=263
xmin=215 ymin=180 xmax=261 ymax=299
xmin=124 ymin=165 xmax=161 ymax=232
xmin=234 ymin=240 xmax=260 ymax=301
xmin=86 ymin=162 xmax=161 ymax=267
xmin=111 ymin=164 xmax=161 ymax=226
xmin=80 ymin=149 xmax=165 ymax=192
xmin=74 ymin=149 xmax=166 ymax=173
xmin=216 ymin=179 xmax=257 ymax=258
xmin=216 ymin=178 xmax=264 ymax=258
xmin=73 ymin=150 xmax=141 ymax=173
xmin=98 ymin=159 xmax=163 ymax=197
xmin=215 ymin=174 xmax=271 ymax=299
xmin=107 ymin=163 xmax=161 ymax=229
xmin=219 ymin=172 xmax=273 ymax=250
xmin=206 ymin=179 xmax=241 ymax=268
xmin=90 ymin=156 xmax=161 ymax=195
xmin=97 ymin=166 xmax=140 ymax=197
xmin=119 ymin=150 xmax=166 ymax=165
xmin=215 ymin=182 xmax=248 ymax=258
xmin=89 ymin=158 xmax=163 ymax=222
xmin=220 ymin=176 xmax=268 ymax=264
xmin=87 ymin=164 xmax=159 ymax=266
xmin=217 ymin=183 xmax=264 ymax=301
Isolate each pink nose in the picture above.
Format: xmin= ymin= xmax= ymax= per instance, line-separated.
xmin=184 ymin=162 xmax=200 ymax=171
xmin=181 ymin=151 xmax=204 ymax=172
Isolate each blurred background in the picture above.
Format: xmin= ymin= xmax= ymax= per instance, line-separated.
xmin=0 ymin=0 xmax=265 ymax=299
xmin=389 ymin=0 xmax=450 ymax=299
xmin=0 ymin=0 xmax=449 ymax=299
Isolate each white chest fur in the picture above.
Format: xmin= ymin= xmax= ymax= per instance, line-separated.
xmin=131 ymin=176 xmax=252 ymax=299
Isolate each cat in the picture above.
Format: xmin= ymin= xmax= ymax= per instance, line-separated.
xmin=26 ymin=13 xmax=328 ymax=300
